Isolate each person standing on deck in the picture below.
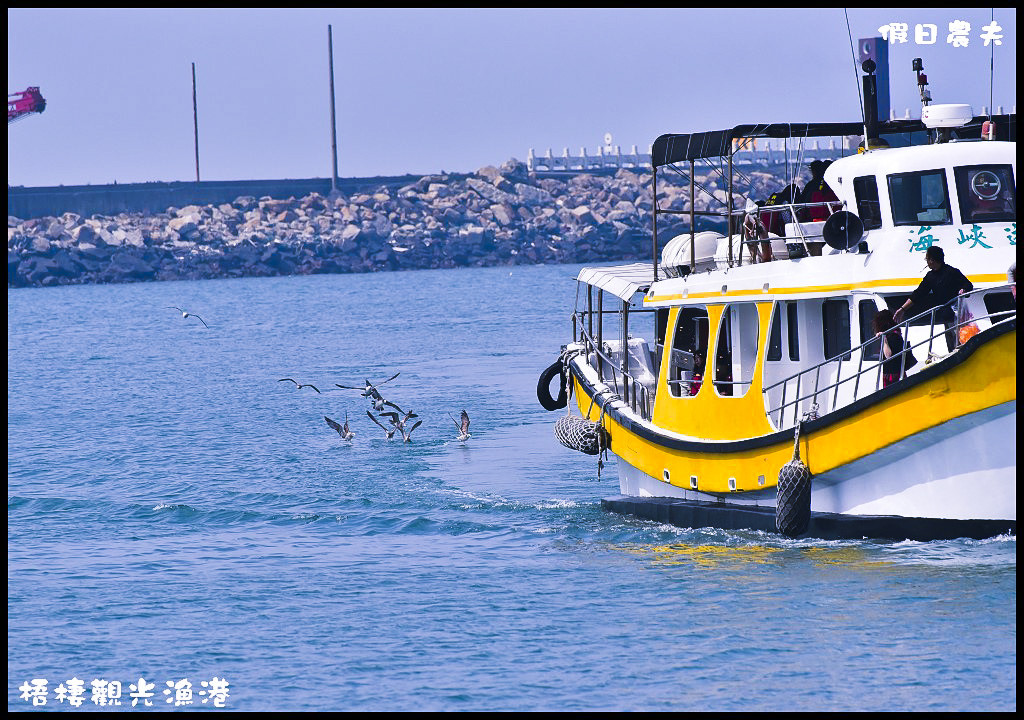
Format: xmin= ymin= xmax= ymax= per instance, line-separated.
xmin=893 ymin=245 xmax=973 ymax=352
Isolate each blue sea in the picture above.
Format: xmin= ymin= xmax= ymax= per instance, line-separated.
xmin=8 ymin=263 xmax=1016 ymax=711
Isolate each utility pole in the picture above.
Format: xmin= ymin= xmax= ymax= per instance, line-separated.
xmin=192 ymin=62 xmax=200 ymax=183
xmin=328 ymin=24 xmax=339 ymax=193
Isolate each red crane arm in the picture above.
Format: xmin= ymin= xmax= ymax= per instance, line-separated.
xmin=8 ymin=87 xmax=46 ymax=123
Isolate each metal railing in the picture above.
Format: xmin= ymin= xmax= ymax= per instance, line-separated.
xmin=763 ymin=285 xmax=1016 ymax=430
xmin=737 ymin=200 xmax=845 ymax=263
xmin=572 ymin=313 xmax=655 ymax=421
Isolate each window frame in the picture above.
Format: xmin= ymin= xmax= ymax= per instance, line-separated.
xmin=853 ymin=175 xmax=883 ymax=230
xmin=821 ymin=298 xmax=852 ymax=361
xmin=887 ymin=169 xmax=952 ymax=227
xmin=953 ymin=164 xmax=1016 ymax=225
xmin=667 ymin=305 xmax=709 ymax=398
xmin=787 ymin=301 xmax=800 ymax=361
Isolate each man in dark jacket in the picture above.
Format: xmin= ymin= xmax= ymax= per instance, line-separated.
xmin=894 ymin=245 xmax=973 ymax=351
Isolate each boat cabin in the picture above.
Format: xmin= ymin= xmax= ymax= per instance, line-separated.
xmin=570 ymin=111 xmax=1016 ymax=441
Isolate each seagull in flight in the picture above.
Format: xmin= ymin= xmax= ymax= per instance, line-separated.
xmin=325 ymin=413 xmax=355 ymax=440
xmin=449 ymin=410 xmax=471 ymax=442
xmin=335 ymin=372 xmax=401 ymax=398
xmin=368 ymin=391 xmax=390 ymax=413
xmin=400 ymin=419 xmax=423 ymax=443
xmin=381 ymin=401 xmax=418 ymax=422
xmin=167 ymin=306 xmax=209 ymax=328
xmin=366 ymin=411 xmax=397 ymax=439
xmin=378 ymin=408 xmax=422 ymax=443
xmin=278 ymin=378 xmax=322 ymax=393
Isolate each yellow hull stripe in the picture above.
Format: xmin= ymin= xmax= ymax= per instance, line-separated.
xmin=576 ymin=329 xmax=1016 ymax=495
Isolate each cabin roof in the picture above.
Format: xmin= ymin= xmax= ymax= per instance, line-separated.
xmin=651 ymin=114 xmax=1016 ymax=167
xmin=577 ymin=262 xmax=654 ymax=302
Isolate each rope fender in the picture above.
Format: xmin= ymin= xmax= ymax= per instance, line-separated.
xmin=553 ymin=414 xmax=607 ymax=456
xmin=776 ymin=420 xmax=812 ymax=538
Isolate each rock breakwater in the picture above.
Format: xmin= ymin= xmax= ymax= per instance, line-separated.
xmin=8 ymin=158 xmax=763 ymax=288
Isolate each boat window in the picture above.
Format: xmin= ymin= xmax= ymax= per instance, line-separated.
xmin=858 ymin=299 xmax=881 ymax=361
xmin=655 ymin=308 xmax=669 ymax=347
xmin=714 ymin=304 xmax=758 ymax=398
xmin=954 ymin=164 xmax=1016 ymax=224
xmin=767 ymin=304 xmax=782 ymax=361
xmin=983 ymin=291 xmax=1015 ymax=321
xmin=822 ymin=298 xmax=852 ymax=360
xmin=787 ymin=302 xmax=799 ymax=361
xmin=888 ymin=170 xmax=951 ymax=226
xmin=853 ymin=176 xmax=883 ymax=230
xmin=667 ymin=306 xmax=708 ymax=398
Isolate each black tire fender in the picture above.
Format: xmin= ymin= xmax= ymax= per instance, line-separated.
xmin=537 ymin=360 xmax=568 ymax=411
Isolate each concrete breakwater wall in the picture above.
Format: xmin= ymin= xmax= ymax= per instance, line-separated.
xmin=7 ymin=175 xmax=448 ymax=221
xmin=8 ymin=159 xmax=772 ymax=289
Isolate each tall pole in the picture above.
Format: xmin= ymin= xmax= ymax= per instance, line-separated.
xmin=328 ymin=25 xmax=339 ymax=193
xmin=192 ymin=62 xmax=200 ymax=183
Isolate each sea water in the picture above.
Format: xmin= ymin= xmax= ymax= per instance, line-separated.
xmin=7 ymin=264 xmax=1016 ymax=711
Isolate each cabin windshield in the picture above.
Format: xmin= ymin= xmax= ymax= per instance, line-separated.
xmin=888 ymin=170 xmax=951 ymax=226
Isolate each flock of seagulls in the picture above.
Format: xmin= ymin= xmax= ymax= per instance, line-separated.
xmin=165 ymin=307 xmax=472 ymax=446
xmin=282 ymin=370 xmax=471 ymax=445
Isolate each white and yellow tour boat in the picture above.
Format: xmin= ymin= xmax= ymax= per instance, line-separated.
xmin=538 ymin=71 xmax=1016 ymax=541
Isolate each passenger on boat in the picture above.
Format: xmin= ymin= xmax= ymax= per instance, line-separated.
xmin=894 ymin=245 xmax=974 ymax=352
xmin=742 ymin=200 xmax=771 ymax=263
xmin=873 ymin=309 xmax=918 ymax=387
xmin=797 ymin=160 xmax=840 ymax=222
xmin=688 ymin=352 xmax=704 ymax=396
xmin=759 ymin=185 xmax=798 ymax=237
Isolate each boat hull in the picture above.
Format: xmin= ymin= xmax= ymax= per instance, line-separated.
xmin=600 ymin=495 xmax=1016 ymax=541
xmin=569 ymin=324 xmax=1016 ymax=540
xmin=613 ymin=401 xmax=1016 ymax=522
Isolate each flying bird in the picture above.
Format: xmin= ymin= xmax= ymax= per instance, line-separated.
xmin=278 ymin=378 xmax=322 ymax=393
xmin=167 ymin=306 xmax=209 ymax=328
xmin=368 ymin=391 xmax=390 ymax=412
xmin=449 ymin=410 xmax=471 ymax=442
xmin=382 ymin=401 xmax=418 ymax=422
xmin=366 ymin=411 xmax=397 ymax=439
xmin=324 ymin=414 xmax=355 ymax=440
xmin=378 ymin=406 xmax=422 ymax=443
xmin=400 ymin=419 xmax=423 ymax=443
xmin=335 ymin=372 xmax=401 ymax=398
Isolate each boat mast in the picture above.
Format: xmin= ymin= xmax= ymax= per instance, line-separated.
xmin=727 ymin=148 xmax=734 ymax=267
xmin=651 ymin=165 xmax=658 ymax=283
xmin=689 ymin=159 xmax=696 ymax=272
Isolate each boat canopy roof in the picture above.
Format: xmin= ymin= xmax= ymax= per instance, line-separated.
xmin=577 ymin=262 xmax=653 ymax=302
xmin=651 ymin=114 xmax=1016 ymax=167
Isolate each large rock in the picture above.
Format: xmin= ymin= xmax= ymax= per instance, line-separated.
xmin=72 ymin=224 xmax=97 ymax=245
xmin=167 ymin=216 xmax=199 ymax=237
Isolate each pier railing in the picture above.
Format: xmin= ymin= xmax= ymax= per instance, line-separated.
xmin=762 ymin=285 xmax=1016 ymax=430
xmin=529 ymin=137 xmax=850 ymax=173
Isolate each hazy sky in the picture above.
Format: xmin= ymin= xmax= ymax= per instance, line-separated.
xmin=7 ymin=8 xmax=1017 ymax=187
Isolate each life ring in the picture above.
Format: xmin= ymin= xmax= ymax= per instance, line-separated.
xmin=537 ymin=360 xmax=568 ymax=411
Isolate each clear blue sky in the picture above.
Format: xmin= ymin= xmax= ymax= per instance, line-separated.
xmin=7 ymin=8 xmax=1017 ymax=187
